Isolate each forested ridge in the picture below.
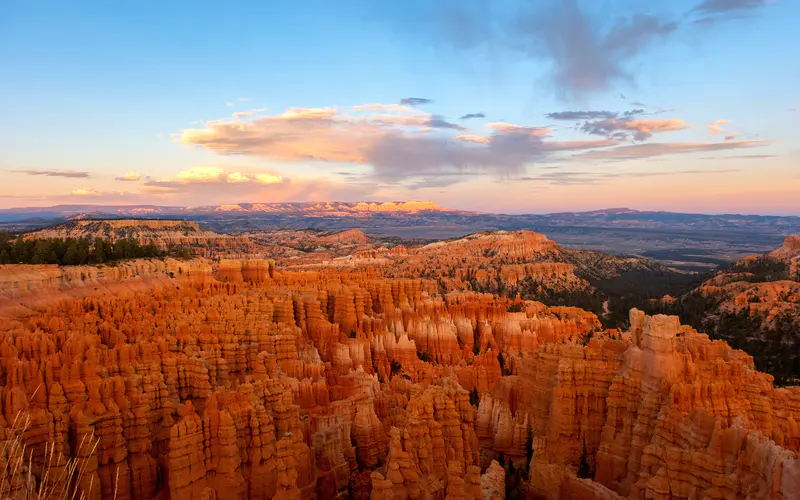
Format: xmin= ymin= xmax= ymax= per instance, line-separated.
xmin=0 ymin=231 xmax=193 ymax=265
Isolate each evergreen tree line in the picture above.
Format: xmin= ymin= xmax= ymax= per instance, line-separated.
xmin=726 ymin=255 xmax=791 ymax=283
xmin=0 ymin=232 xmax=193 ymax=266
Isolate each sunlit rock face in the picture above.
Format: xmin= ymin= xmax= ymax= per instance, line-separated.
xmin=0 ymin=253 xmax=798 ymax=499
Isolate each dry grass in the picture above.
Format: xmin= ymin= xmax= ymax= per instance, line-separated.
xmin=0 ymin=386 xmax=117 ymax=500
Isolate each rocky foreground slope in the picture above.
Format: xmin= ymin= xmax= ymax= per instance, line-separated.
xmin=0 ymin=257 xmax=798 ymax=500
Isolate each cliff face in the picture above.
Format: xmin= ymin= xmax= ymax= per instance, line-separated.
xmin=0 ymin=256 xmax=797 ymax=500
xmin=0 ymin=258 xmax=213 ymax=317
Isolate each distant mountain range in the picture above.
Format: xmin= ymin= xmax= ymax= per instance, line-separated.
xmin=2 ymin=201 xmax=798 ymax=270
xmin=0 ymin=201 xmax=455 ymax=222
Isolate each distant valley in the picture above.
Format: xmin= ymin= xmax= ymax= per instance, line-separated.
xmin=2 ymin=202 xmax=797 ymax=271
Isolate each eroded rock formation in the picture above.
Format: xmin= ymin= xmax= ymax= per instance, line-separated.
xmin=0 ymin=251 xmax=797 ymax=500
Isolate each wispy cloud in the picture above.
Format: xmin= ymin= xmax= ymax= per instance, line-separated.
xmin=517 ymin=167 xmax=742 ymax=186
xmin=693 ymin=0 xmax=774 ymax=23
xmin=400 ymin=97 xmax=433 ymax=106
xmin=10 ymin=169 xmax=90 ymax=178
xmin=427 ymin=115 xmax=466 ymax=130
xmin=546 ymin=110 xmax=618 ymax=120
xmin=115 ymin=171 xmax=142 ymax=182
xmin=384 ymin=0 xmax=771 ymax=99
xmin=69 ymin=188 xmax=104 ymax=196
xmin=459 ymin=112 xmax=486 ymax=120
xmin=575 ymin=140 xmax=768 ymax=161
xmin=699 ymin=154 xmax=778 ymax=160
xmin=516 ymin=4 xmax=679 ymax=98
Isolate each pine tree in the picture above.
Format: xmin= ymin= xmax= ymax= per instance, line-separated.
xmin=62 ymin=242 xmax=80 ymax=266
xmin=31 ymin=240 xmax=57 ymax=264
xmin=89 ymin=240 xmax=105 ymax=265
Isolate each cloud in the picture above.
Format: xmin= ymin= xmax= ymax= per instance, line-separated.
xmin=546 ymin=110 xmax=618 ymax=120
xmin=623 ymin=118 xmax=689 ymax=134
xmin=515 ymin=3 xmax=678 ymax=98
xmin=10 ymin=169 xmax=90 ymax=178
xmin=454 ymin=134 xmax=491 ymax=144
xmin=427 ymin=115 xmax=466 ymax=130
xmin=139 ymin=166 xmax=373 ymax=204
xmin=238 ymin=97 xmax=249 ymax=102
xmin=516 ymin=167 xmax=743 ymax=186
xmin=180 ymin=104 xmax=619 ymax=183
xmin=233 ymin=108 xmax=267 ymax=119
xmin=460 ymin=113 xmax=486 ymax=120
xmin=580 ymin=116 xmax=688 ymax=141
xmin=115 ymin=171 xmax=142 ymax=182
xmin=353 ymin=103 xmax=413 ymax=112
xmin=693 ymin=0 xmax=773 ymax=23
xmin=147 ymin=166 xmax=284 ymax=188
xmin=574 ymin=139 xmax=769 ymax=161
xmin=518 ymin=171 xmax=607 ymax=186
xmin=400 ymin=97 xmax=433 ymax=106
xmin=699 ymin=154 xmax=778 ymax=160
xmin=70 ymin=188 xmax=104 ymax=196
xmin=696 ymin=0 xmax=772 ymax=12
xmin=485 ymin=122 xmax=551 ymax=137
xmin=707 ymin=119 xmax=730 ymax=135
xmin=385 ymin=1 xmax=771 ymax=99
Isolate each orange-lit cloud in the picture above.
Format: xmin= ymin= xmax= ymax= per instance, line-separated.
xmin=115 ymin=171 xmax=142 ymax=181
xmin=485 ymin=122 xmax=551 ymax=137
xmin=454 ymin=134 xmax=491 ymax=144
xmin=135 ymin=166 xmax=372 ymax=205
xmin=146 ymin=166 xmax=284 ymax=189
xmin=579 ymin=116 xmax=689 ymax=140
xmin=622 ymin=118 xmax=689 ymax=134
xmin=180 ymin=107 xmax=379 ymax=164
xmin=707 ymin=119 xmax=730 ymax=135
xmin=69 ymin=188 xmax=105 ymax=196
xmin=180 ymin=105 xmax=618 ymax=182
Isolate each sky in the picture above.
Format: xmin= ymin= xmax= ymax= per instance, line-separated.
xmin=1 ymin=0 xmax=798 ymax=215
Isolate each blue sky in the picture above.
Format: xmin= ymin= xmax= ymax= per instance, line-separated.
xmin=1 ymin=0 xmax=798 ymax=214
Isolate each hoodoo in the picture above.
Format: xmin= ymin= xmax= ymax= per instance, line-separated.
xmin=0 ymin=249 xmax=797 ymax=499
